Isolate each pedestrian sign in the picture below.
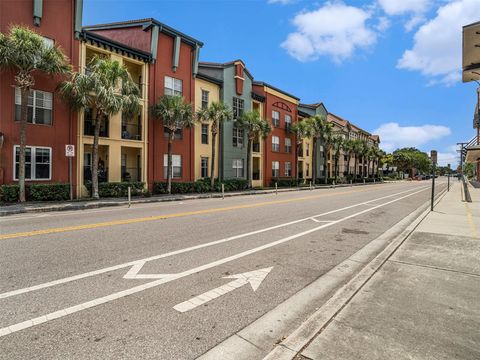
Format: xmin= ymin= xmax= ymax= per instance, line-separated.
xmin=65 ymin=144 xmax=75 ymax=157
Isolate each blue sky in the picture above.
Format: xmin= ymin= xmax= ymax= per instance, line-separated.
xmin=83 ymin=0 xmax=480 ymax=166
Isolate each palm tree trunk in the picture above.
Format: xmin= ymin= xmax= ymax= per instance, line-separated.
xmin=312 ymin=138 xmax=317 ymax=184
xmin=354 ymin=155 xmax=358 ymax=180
xmin=167 ymin=131 xmax=174 ymax=194
xmin=334 ymin=155 xmax=338 ymax=183
xmin=210 ymin=130 xmax=216 ymax=190
xmin=91 ymin=113 xmax=102 ymax=199
xmin=324 ymin=147 xmax=329 ymax=184
xmin=295 ymin=142 xmax=300 ymax=185
xmin=18 ymin=87 xmax=29 ymax=202
xmin=247 ymin=138 xmax=252 ymax=188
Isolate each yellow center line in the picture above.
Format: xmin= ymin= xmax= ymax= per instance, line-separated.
xmin=0 ymin=186 xmax=389 ymax=240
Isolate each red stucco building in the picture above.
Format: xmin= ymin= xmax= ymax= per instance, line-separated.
xmin=0 ymin=0 xmax=82 ymax=190
xmin=252 ymin=82 xmax=299 ymax=186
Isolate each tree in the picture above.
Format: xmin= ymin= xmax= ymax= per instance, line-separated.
xmin=151 ymin=95 xmax=194 ymax=194
xmin=331 ymin=135 xmax=344 ymax=183
xmin=351 ymin=139 xmax=363 ymax=179
xmin=342 ymin=139 xmax=355 ymax=177
xmin=235 ymin=111 xmax=271 ymax=188
xmin=290 ymin=120 xmax=310 ymax=183
xmin=305 ymin=114 xmax=327 ymax=184
xmin=393 ymin=147 xmax=430 ymax=178
xmin=0 ymin=26 xmax=70 ymax=202
xmin=359 ymin=141 xmax=369 ymax=178
xmin=321 ymin=121 xmax=335 ymax=184
xmin=196 ymin=101 xmax=233 ymax=189
xmin=60 ymin=57 xmax=140 ymax=199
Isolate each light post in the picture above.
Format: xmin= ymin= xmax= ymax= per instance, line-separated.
xmin=447 ymin=163 xmax=451 ymax=192
xmin=431 ymin=150 xmax=437 ymax=211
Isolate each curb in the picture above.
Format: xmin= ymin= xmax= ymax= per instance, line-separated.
xmin=0 ymin=181 xmax=387 ymax=217
xmin=262 ymin=185 xmax=449 ymax=360
xmin=197 ymin=184 xmax=447 ymax=360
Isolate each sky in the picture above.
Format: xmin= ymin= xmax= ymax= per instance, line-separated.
xmin=83 ymin=0 xmax=480 ymax=166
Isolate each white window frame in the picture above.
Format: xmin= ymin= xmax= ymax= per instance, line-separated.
xmin=232 ymin=159 xmax=244 ymax=178
xmin=42 ymin=36 xmax=54 ymax=48
xmin=13 ymin=145 xmax=52 ymax=181
xmin=201 ymin=90 xmax=209 ymax=109
xmin=163 ymin=154 xmax=182 ymax=179
xmin=201 ymin=157 xmax=209 ymax=178
xmin=285 ymin=114 xmax=292 ymax=129
xmin=15 ymin=87 xmax=53 ymax=125
xmin=272 ymin=111 xmax=280 ymax=127
xmin=285 ymin=138 xmax=292 ymax=153
xmin=164 ymin=76 xmax=183 ymax=96
xmin=233 ymin=127 xmax=244 ymax=147
xmin=201 ymin=123 xmax=209 ymax=144
xmin=285 ymin=162 xmax=292 ymax=177
xmin=272 ymin=136 xmax=280 ymax=152
xmin=272 ymin=161 xmax=280 ymax=178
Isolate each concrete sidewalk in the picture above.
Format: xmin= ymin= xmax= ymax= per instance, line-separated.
xmin=0 ymin=181 xmax=388 ymax=217
xmin=295 ymin=181 xmax=480 ymax=359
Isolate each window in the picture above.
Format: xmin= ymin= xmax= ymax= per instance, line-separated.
xmin=163 ymin=127 xmax=183 ymax=140
xmin=15 ymin=87 xmax=53 ymax=125
xmin=272 ymin=136 xmax=280 ymax=152
xmin=163 ymin=154 xmax=182 ymax=178
xmin=233 ymin=127 xmax=244 ymax=147
xmin=306 ymin=163 xmax=310 ymax=177
xmin=272 ymin=161 xmax=280 ymax=178
xmin=201 ymin=90 xmax=209 ymax=109
xmin=306 ymin=144 xmax=310 ymax=156
xmin=42 ymin=36 xmax=54 ymax=48
xmin=285 ymin=114 xmax=292 ymax=130
xmin=164 ymin=76 xmax=183 ymax=96
xmin=14 ymin=146 xmax=51 ymax=180
xmin=201 ymin=124 xmax=209 ymax=144
xmin=201 ymin=157 xmax=209 ymax=178
xmin=285 ymin=138 xmax=292 ymax=153
xmin=233 ymin=97 xmax=244 ymax=119
xmin=285 ymin=162 xmax=292 ymax=177
xmin=232 ymin=159 xmax=244 ymax=178
xmin=272 ymin=111 xmax=280 ymax=127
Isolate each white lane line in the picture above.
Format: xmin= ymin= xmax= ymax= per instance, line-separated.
xmin=0 ymin=186 xmax=431 ymax=338
xmin=0 ymin=186 xmax=428 ymax=301
xmin=309 ymin=219 xmax=335 ymax=223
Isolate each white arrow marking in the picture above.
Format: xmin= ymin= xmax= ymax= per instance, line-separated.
xmin=173 ymin=267 xmax=273 ymax=313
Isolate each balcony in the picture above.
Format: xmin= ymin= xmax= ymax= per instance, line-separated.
xmin=253 ymin=142 xmax=260 ymax=153
xmin=84 ymin=108 xmax=109 ymax=137
xmin=122 ymin=113 xmax=142 ymax=141
xmin=121 ymin=167 xmax=142 ymax=182
xmin=253 ymin=172 xmax=260 ymax=180
xmin=298 ymin=146 xmax=304 ymax=157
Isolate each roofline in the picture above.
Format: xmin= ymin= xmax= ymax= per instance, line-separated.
xmin=199 ymin=60 xmax=254 ymax=80
xmin=328 ymin=112 xmax=372 ymax=136
xmin=463 ymin=20 xmax=480 ymax=29
xmin=83 ymin=18 xmax=204 ymax=47
xmin=253 ymin=81 xmax=300 ymax=101
xmin=196 ymin=72 xmax=223 ymax=86
xmin=81 ymin=30 xmax=152 ymax=62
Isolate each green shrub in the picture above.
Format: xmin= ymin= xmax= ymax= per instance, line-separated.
xmin=0 ymin=184 xmax=20 ymax=202
xmin=153 ymin=178 xmax=248 ymax=195
xmin=270 ymin=178 xmax=301 ymax=187
xmin=29 ymin=183 xmax=69 ymax=201
xmin=86 ymin=182 xmax=145 ymax=198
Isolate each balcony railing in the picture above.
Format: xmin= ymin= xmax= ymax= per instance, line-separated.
xmin=253 ymin=143 xmax=260 ymax=153
xmin=122 ymin=167 xmax=141 ymax=182
xmin=122 ymin=119 xmax=142 ymax=141
xmin=83 ymin=166 xmax=108 ymax=183
xmin=253 ymin=172 xmax=260 ymax=180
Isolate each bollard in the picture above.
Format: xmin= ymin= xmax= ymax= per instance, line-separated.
xmin=275 ymin=182 xmax=278 ymax=195
xmin=310 ymin=181 xmax=312 ymax=191
xmin=221 ymin=183 xmax=225 ymax=199
xmin=128 ymin=186 xmax=131 ymax=208
xmin=363 ymin=178 xmax=365 ymax=184
xmin=447 ymin=173 xmax=450 ymax=192
xmin=350 ymin=180 xmax=352 ymax=186
xmin=374 ymin=178 xmax=376 ymax=184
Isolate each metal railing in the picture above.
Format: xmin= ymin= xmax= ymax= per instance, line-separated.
xmin=122 ymin=167 xmax=142 ymax=182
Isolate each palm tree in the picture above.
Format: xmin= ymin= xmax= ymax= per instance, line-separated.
xmin=235 ymin=111 xmax=271 ymax=188
xmin=352 ymin=139 xmax=363 ymax=180
xmin=321 ymin=121 xmax=335 ymax=184
xmin=331 ymin=135 xmax=344 ymax=183
xmin=197 ymin=101 xmax=233 ymax=189
xmin=0 ymin=26 xmax=70 ymax=202
xmin=151 ymin=95 xmax=194 ymax=194
xmin=305 ymin=114 xmax=327 ymax=184
xmin=359 ymin=141 xmax=369 ymax=178
xmin=60 ymin=57 xmax=140 ymax=199
xmin=343 ymin=139 xmax=355 ymax=177
xmin=290 ymin=120 xmax=310 ymax=183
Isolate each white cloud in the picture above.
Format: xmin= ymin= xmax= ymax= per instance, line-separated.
xmin=397 ymin=0 xmax=480 ymax=86
xmin=376 ymin=16 xmax=391 ymax=32
xmin=281 ymin=2 xmax=377 ymax=63
xmin=374 ymin=122 xmax=451 ymax=152
xmin=378 ymin=0 xmax=431 ymax=31
xmin=437 ymin=145 xmax=460 ymax=166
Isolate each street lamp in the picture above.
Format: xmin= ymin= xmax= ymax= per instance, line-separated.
xmin=430 ymin=150 xmax=437 ymax=211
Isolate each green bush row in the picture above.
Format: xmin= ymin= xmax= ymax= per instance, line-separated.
xmin=0 ymin=183 xmax=70 ymax=202
xmin=86 ymin=182 xmax=145 ymax=198
xmin=153 ymin=178 xmax=248 ymax=194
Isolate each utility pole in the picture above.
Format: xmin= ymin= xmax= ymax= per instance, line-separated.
xmin=430 ymin=150 xmax=437 ymax=211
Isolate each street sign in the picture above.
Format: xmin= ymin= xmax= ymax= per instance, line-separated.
xmin=65 ymin=144 xmax=75 ymax=157
xmin=430 ymin=150 xmax=437 ymax=165
xmin=173 ymin=267 xmax=273 ymax=313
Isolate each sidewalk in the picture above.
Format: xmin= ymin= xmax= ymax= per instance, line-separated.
xmin=289 ymin=182 xmax=480 ymax=359
xmin=0 ymin=181 xmax=387 ymax=217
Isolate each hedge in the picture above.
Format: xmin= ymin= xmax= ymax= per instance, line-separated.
xmin=0 ymin=183 xmax=69 ymax=202
xmin=153 ymin=178 xmax=248 ymax=194
xmin=86 ymin=182 xmax=145 ymax=198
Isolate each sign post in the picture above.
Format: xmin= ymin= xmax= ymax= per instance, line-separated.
xmin=430 ymin=150 xmax=437 ymax=211
xmin=65 ymin=145 xmax=75 ymax=201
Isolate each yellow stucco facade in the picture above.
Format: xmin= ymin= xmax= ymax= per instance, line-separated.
xmin=252 ymin=100 xmax=264 ymax=188
xmin=76 ymin=43 xmax=149 ymax=197
xmin=194 ymin=78 xmax=221 ymax=181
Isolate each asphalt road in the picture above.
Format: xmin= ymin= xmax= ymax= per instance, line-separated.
xmin=0 ymin=181 xmax=446 ymax=359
